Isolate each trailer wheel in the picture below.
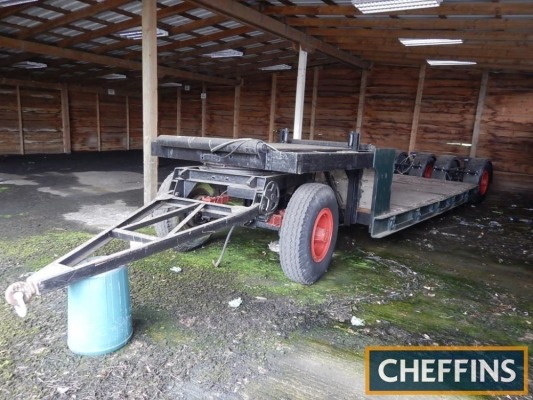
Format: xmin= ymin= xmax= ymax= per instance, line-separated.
xmin=394 ymin=151 xmax=411 ymax=174
xmin=463 ymin=158 xmax=493 ymax=203
xmin=279 ymin=183 xmax=339 ymax=285
xmin=408 ymin=153 xmax=436 ymax=178
xmin=154 ymin=172 xmax=214 ymax=251
xmin=431 ymin=155 xmax=460 ymax=180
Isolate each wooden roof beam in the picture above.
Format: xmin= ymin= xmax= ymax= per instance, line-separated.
xmin=0 ymin=3 xmax=198 ymax=70
xmin=351 ymin=50 xmax=533 ymax=66
xmin=185 ymin=0 xmax=369 ymax=69
xmin=327 ymin=38 xmax=533 ymax=50
xmin=15 ymin=0 xmax=133 ymax=40
xmin=0 ymin=35 xmax=237 ymax=85
xmin=58 ymin=3 xmax=197 ymax=49
xmin=171 ymin=33 xmax=279 ymax=59
xmin=157 ymin=26 xmax=253 ymax=60
xmin=341 ymin=44 xmax=533 ymax=60
xmin=287 ymin=17 xmax=533 ymax=31
xmin=264 ymin=3 xmax=533 ymax=17
xmin=308 ymin=29 xmax=533 ymax=42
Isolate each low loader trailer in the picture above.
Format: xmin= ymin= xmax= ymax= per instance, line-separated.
xmin=5 ymin=130 xmax=492 ymax=317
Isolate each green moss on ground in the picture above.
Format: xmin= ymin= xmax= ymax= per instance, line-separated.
xmin=1 ymin=227 xmax=530 ymax=352
xmin=0 ymin=230 xmax=91 ymax=270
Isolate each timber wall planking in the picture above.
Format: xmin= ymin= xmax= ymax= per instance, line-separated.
xmin=417 ymin=69 xmax=481 ymax=156
xmin=20 ymin=88 xmax=63 ymax=154
xmin=314 ymin=67 xmax=361 ymax=142
xmin=478 ymin=73 xmax=533 ymax=191
xmin=0 ymin=85 xmax=20 ymax=154
xmin=180 ymin=87 xmax=202 ymax=137
xmin=205 ymin=85 xmax=234 ymax=138
xmin=0 ymin=66 xmax=532 ymax=192
xmin=362 ymin=65 xmax=418 ymax=150
xmin=240 ymin=79 xmax=271 ymax=140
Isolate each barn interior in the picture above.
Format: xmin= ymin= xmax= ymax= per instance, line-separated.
xmin=0 ymin=0 xmax=532 ymax=398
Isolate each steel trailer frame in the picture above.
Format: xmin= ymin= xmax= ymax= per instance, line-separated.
xmin=5 ymin=131 xmax=490 ymax=316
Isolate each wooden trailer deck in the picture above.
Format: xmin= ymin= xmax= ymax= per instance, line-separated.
xmin=387 ymin=175 xmax=477 ymax=218
xmin=370 ymin=175 xmax=477 ymax=238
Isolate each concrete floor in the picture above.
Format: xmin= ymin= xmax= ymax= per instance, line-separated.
xmin=0 ymin=151 xmax=531 ymax=399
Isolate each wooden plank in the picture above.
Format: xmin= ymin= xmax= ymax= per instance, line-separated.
xmin=264 ymin=3 xmax=533 ymax=16
xmin=470 ymin=70 xmax=489 ymax=158
xmin=356 ymin=69 xmax=367 ymax=133
xmin=16 ymin=0 xmax=132 ymax=40
xmin=61 ymin=84 xmax=71 ymax=154
xmin=126 ymin=96 xmax=130 ymax=150
xmin=186 ymin=0 xmax=368 ymax=69
xmin=385 ymin=175 xmax=476 ymax=217
xmin=307 ymin=28 xmax=533 ymax=42
xmin=309 ymin=67 xmax=319 ymax=140
xmin=293 ymin=48 xmax=308 ymax=140
xmin=16 ymin=85 xmax=23 ymax=155
xmin=96 ymin=93 xmax=101 ymax=151
xmin=1 ymin=78 xmax=60 ymax=90
xmin=201 ymin=82 xmax=207 ymax=137
xmin=287 ymin=17 xmax=533 ymax=31
xmin=176 ymin=87 xmax=182 ymax=135
xmin=99 ymin=93 xmax=127 ymax=151
xmin=409 ymin=64 xmax=426 ymax=153
xmin=268 ymin=73 xmax=277 ymax=143
xmin=233 ymin=84 xmax=241 ymax=139
xmin=143 ymin=0 xmax=158 ymax=204
xmin=0 ymin=36 xmax=237 ymax=86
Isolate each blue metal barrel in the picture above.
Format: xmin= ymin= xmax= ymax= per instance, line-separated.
xmin=67 ymin=264 xmax=132 ymax=356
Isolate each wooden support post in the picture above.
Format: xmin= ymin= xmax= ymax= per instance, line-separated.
xmin=142 ymin=0 xmax=158 ymax=204
xmin=126 ymin=96 xmax=130 ymax=150
xmin=16 ymin=85 xmax=24 ymax=155
xmin=309 ymin=67 xmax=319 ymax=140
xmin=96 ymin=93 xmax=101 ymax=151
xmin=356 ymin=69 xmax=367 ymax=133
xmin=176 ymin=86 xmax=182 ymax=135
xmin=60 ymin=84 xmax=71 ymax=154
xmin=268 ymin=73 xmax=277 ymax=143
xmin=233 ymin=83 xmax=241 ymax=139
xmin=201 ymin=82 xmax=207 ymax=137
xmin=293 ymin=47 xmax=308 ymax=140
xmin=408 ymin=64 xmax=426 ymax=153
xmin=470 ymin=70 xmax=489 ymax=158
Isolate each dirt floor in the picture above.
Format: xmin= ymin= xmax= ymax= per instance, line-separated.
xmin=0 ymin=152 xmax=531 ymax=400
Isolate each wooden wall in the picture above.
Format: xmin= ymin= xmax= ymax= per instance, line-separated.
xmin=1 ymin=66 xmax=532 ymax=192
xmin=363 ymin=65 xmax=418 ymax=150
xmin=418 ymin=69 xmax=481 ymax=156
xmin=314 ymin=67 xmax=361 ymax=142
xmin=0 ymin=85 xmax=20 ymax=154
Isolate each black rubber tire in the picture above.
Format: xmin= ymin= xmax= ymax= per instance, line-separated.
xmin=279 ymin=183 xmax=339 ymax=285
xmin=153 ymin=173 xmax=214 ymax=251
xmin=463 ymin=158 xmax=493 ymax=204
xmin=408 ymin=153 xmax=436 ymax=178
xmin=431 ymin=155 xmax=460 ymax=180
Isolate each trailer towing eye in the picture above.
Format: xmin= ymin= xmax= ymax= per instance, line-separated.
xmin=5 ymin=281 xmax=37 ymax=318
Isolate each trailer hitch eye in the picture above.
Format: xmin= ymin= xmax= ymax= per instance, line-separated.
xmin=5 ymin=281 xmax=35 ymax=318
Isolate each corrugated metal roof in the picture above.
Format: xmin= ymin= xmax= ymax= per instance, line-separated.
xmin=0 ymin=0 xmax=530 ymax=83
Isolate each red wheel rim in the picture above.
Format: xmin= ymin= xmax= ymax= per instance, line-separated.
xmin=423 ymin=162 xmax=434 ymax=178
xmin=479 ymin=170 xmax=490 ymax=195
xmin=311 ymin=208 xmax=334 ymax=262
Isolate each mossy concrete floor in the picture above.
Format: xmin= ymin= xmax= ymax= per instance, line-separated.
xmin=0 ymin=152 xmax=531 ymax=399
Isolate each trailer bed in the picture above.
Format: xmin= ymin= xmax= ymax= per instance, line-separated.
xmin=370 ymin=175 xmax=477 ymax=238
xmin=387 ymin=175 xmax=476 ymax=218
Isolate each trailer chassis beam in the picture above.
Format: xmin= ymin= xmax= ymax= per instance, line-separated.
xmin=5 ymin=197 xmax=261 ymax=316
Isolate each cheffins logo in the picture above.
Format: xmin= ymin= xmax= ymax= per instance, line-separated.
xmin=366 ymin=346 xmax=528 ymax=395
